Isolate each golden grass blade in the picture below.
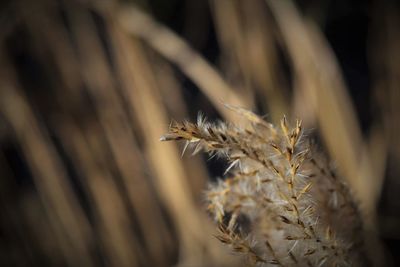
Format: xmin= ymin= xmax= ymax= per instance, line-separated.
xmin=0 ymin=56 xmax=94 ymax=267
xmin=108 ymin=25 xmax=240 ymax=266
xmin=148 ymin=53 xmax=211 ymax=197
xmin=265 ymin=0 xmax=378 ymax=214
xmin=18 ymin=1 xmax=174 ymax=264
xmin=370 ymin=2 xmax=400 ymax=205
xmin=62 ymin=5 xmax=173 ymax=265
xmin=210 ymin=0 xmax=289 ymax=122
xmin=55 ymin=122 xmax=143 ymax=267
xmin=118 ymin=5 xmax=251 ymax=122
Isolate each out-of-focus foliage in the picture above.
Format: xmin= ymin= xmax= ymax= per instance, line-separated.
xmin=0 ymin=0 xmax=399 ymax=266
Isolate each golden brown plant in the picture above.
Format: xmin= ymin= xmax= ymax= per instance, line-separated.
xmin=161 ymin=106 xmax=367 ymax=267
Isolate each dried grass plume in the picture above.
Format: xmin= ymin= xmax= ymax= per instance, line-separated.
xmin=161 ymin=106 xmax=367 ymax=267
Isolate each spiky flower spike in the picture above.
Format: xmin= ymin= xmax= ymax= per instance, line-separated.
xmin=161 ymin=106 xmax=367 ymax=267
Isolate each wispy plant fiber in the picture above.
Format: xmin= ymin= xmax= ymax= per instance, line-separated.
xmin=162 ymin=106 xmax=367 ymax=266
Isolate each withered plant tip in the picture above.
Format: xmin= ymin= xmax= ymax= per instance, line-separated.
xmin=161 ymin=106 xmax=367 ymax=267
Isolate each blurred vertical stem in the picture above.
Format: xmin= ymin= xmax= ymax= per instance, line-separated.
xmin=266 ymin=0 xmax=380 ymax=216
xmin=118 ymin=6 xmax=251 ymax=122
xmin=210 ymin=0 xmax=289 ymax=123
xmin=0 ymin=55 xmax=94 ymax=267
xmin=107 ymin=19 xmax=239 ymax=266
xmin=266 ymin=0 xmax=385 ymax=263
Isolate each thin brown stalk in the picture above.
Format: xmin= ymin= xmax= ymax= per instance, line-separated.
xmin=210 ymin=0 xmax=289 ymax=123
xmin=108 ymin=23 xmax=240 ymax=266
xmin=0 ymin=56 xmax=94 ymax=267
xmin=265 ymin=0 xmax=378 ymax=215
xmin=118 ymin=5 xmax=251 ymax=122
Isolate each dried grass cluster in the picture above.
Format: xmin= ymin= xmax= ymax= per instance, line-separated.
xmin=162 ymin=106 xmax=367 ymax=267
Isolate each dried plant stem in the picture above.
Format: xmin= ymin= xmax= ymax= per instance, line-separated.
xmin=0 ymin=55 xmax=94 ymax=267
xmin=210 ymin=0 xmax=289 ymax=123
xmin=265 ymin=0 xmax=380 ymax=217
xmin=109 ymin=25 xmax=240 ymax=266
xmin=118 ymin=5 xmax=251 ymax=122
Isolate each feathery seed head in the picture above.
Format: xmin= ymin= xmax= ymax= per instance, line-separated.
xmin=161 ymin=107 xmax=367 ymax=266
